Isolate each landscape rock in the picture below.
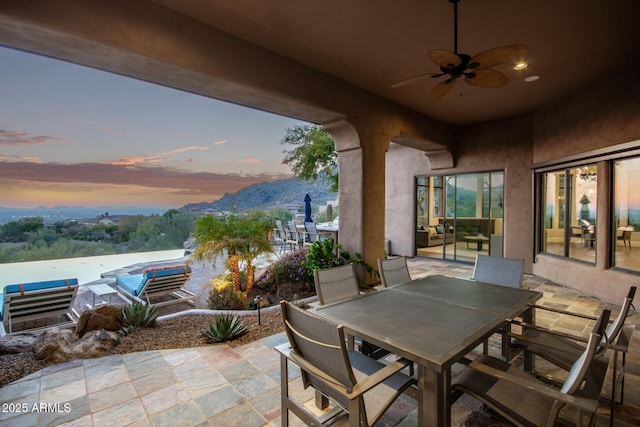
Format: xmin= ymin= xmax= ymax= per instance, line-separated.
xmin=77 ymin=305 xmax=123 ymax=337
xmin=0 ymin=331 xmax=39 ymax=354
xmin=33 ymin=327 xmax=119 ymax=363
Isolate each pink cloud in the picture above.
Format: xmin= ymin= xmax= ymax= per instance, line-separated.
xmin=242 ymin=157 xmax=261 ymax=164
xmin=213 ymin=140 xmax=227 ymax=145
xmin=0 ymin=160 xmax=292 ymax=196
xmin=107 ymin=146 xmax=209 ymax=166
xmin=0 ymin=129 xmax=64 ymax=146
xmin=0 ymin=153 xmax=41 ymax=163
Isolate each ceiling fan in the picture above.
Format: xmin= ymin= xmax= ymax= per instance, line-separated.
xmin=392 ymin=0 xmax=528 ymax=100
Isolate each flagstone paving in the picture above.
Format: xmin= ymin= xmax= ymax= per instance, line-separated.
xmin=1 ymin=258 xmax=638 ymax=426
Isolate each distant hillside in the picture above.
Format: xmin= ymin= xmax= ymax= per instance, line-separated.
xmin=181 ymin=177 xmax=337 ymax=212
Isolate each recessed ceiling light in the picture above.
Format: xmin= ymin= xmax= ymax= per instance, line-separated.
xmin=524 ymin=75 xmax=540 ymax=82
xmin=514 ymin=62 xmax=528 ymax=71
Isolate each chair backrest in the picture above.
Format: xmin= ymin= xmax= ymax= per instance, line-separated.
xmin=286 ymin=221 xmax=299 ymax=240
xmin=274 ymin=219 xmax=285 ymax=234
xmin=314 ymin=264 xmax=360 ymax=305
xmin=281 ymin=301 xmax=356 ymax=391
xmin=602 ymin=286 xmax=636 ymax=348
xmin=2 ymin=278 xmax=79 ymax=327
xmin=472 ymin=254 xmax=524 ymax=288
xmin=561 ymin=309 xmax=610 ymax=395
xmin=377 ymin=256 xmax=411 ymax=287
xmin=304 ymin=222 xmax=320 ymax=243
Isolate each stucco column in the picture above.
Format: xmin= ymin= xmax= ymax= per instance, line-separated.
xmin=324 ymin=119 xmax=390 ymax=276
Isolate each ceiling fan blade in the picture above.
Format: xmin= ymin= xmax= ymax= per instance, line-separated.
xmin=430 ymin=79 xmax=457 ymax=100
xmin=428 ymin=49 xmax=462 ymax=69
xmin=468 ymin=44 xmax=528 ymax=69
xmin=465 ymin=69 xmax=509 ymax=88
xmin=391 ymin=73 xmax=442 ymax=88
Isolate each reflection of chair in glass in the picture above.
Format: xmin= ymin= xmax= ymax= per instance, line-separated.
xmin=508 ymin=286 xmax=636 ymax=424
xmin=276 ymin=301 xmax=416 ymax=426
xmin=453 ymin=309 xmax=611 ymax=427
xmin=377 ymin=256 xmax=411 ymax=287
xmin=617 ymin=229 xmax=632 ymax=250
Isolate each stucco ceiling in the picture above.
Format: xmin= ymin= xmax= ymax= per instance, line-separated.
xmin=154 ymin=0 xmax=640 ymax=126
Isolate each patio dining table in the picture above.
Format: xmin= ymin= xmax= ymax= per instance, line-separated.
xmin=311 ymin=274 xmax=542 ymax=427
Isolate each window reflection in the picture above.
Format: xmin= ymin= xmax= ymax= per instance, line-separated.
xmin=540 ymin=165 xmax=597 ymax=263
xmin=613 ymin=157 xmax=640 ymax=271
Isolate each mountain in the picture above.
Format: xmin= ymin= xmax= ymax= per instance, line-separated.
xmin=181 ymin=177 xmax=337 ymax=212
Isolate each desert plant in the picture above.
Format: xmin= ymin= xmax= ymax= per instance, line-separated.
xmin=119 ymin=301 xmax=159 ymax=335
xmin=202 ymin=314 xmax=247 ymax=343
xmin=191 ymin=210 xmax=274 ymax=294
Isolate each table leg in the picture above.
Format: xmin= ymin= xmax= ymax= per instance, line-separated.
xmin=418 ymin=364 xmax=450 ymax=427
xmin=521 ymin=305 xmax=536 ymax=372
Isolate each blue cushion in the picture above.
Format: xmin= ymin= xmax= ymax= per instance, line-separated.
xmin=116 ymin=274 xmax=145 ymax=297
xmin=4 ymin=278 xmax=78 ymax=294
xmin=2 ymin=278 xmax=78 ymax=321
xmin=116 ymin=266 xmax=191 ymax=297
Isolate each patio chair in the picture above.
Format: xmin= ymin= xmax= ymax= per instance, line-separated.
xmin=115 ymin=265 xmax=195 ymax=308
xmin=302 ymin=221 xmax=332 ymax=247
xmin=472 ymin=254 xmax=524 ymax=288
xmin=452 ymin=309 xmax=611 ymax=427
xmin=275 ymin=301 xmax=416 ymax=427
xmin=617 ymin=229 xmax=632 ymax=249
xmin=508 ymin=286 xmax=636 ymax=425
xmin=1 ymin=278 xmax=80 ymax=336
xmin=286 ymin=220 xmax=303 ymax=249
xmin=377 ymin=256 xmax=411 ymax=287
xmin=273 ymin=219 xmax=286 ymax=252
xmin=314 ymin=264 xmax=360 ymax=305
xmin=472 ymin=254 xmax=525 ymax=355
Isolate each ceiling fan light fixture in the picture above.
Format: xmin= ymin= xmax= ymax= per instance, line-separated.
xmin=524 ymin=75 xmax=540 ymax=82
xmin=514 ymin=62 xmax=528 ymax=70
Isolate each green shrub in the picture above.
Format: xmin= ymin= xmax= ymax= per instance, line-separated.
xmin=119 ymin=302 xmax=159 ymax=336
xmin=303 ymin=240 xmax=379 ymax=287
xmin=203 ymin=314 xmax=247 ymax=343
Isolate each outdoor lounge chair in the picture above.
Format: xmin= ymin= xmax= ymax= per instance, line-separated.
xmin=452 ymin=309 xmax=611 ymax=427
xmin=115 ymin=265 xmax=195 ymax=308
xmin=508 ymin=286 xmax=636 ymax=425
xmin=1 ymin=278 xmax=80 ymax=336
xmin=377 ymin=256 xmax=411 ymax=287
xmin=275 ymin=301 xmax=416 ymax=426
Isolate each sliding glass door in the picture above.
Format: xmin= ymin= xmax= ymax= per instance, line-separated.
xmin=416 ymin=172 xmax=504 ymax=262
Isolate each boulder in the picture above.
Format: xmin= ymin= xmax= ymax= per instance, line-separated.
xmin=77 ymin=305 xmax=123 ymax=337
xmin=0 ymin=331 xmax=39 ymax=354
xmin=32 ymin=328 xmax=77 ymax=363
xmin=33 ymin=327 xmax=119 ymax=363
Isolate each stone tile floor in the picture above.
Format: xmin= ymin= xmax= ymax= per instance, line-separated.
xmin=1 ymin=258 xmax=639 ymax=426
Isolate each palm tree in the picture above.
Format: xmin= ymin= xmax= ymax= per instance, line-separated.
xmin=191 ymin=211 xmax=273 ymax=293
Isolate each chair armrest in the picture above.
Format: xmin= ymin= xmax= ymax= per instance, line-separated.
xmin=530 ymin=304 xmax=598 ymax=321
xmin=609 ymin=324 xmax=635 ymax=353
xmin=508 ymin=322 xmax=590 ymax=344
xmin=351 ymin=359 xmax=413 ymax=396
xmin=468 ymin=360 xmax=600 ymax=413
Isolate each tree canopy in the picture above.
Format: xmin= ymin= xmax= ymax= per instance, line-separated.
xmin=280 ymin=125 xmax=338 ymax=192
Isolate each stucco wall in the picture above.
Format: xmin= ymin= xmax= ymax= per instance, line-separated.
xmin=531 ymin=62 xmax=640 ymax=303
xmin=386 ymin=114 xmax=535 ymax=271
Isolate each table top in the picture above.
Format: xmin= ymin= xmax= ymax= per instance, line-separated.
xmin=86 ymin=283 xmax=118 ymax=296
xmin=313 ymin=275 xmax=541 ymax=370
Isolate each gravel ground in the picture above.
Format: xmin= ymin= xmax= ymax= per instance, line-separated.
xmin=0 ymin=309 xmax=285 ymax=388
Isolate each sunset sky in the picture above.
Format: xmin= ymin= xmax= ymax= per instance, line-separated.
xmin=0 ymin=46 xmax=307 ymax=209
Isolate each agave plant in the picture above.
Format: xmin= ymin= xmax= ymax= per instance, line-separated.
xmin=119 ymin=302 xmax=159 ymax=336
xmin=202 ymin=314 xmax=247 ymax=343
